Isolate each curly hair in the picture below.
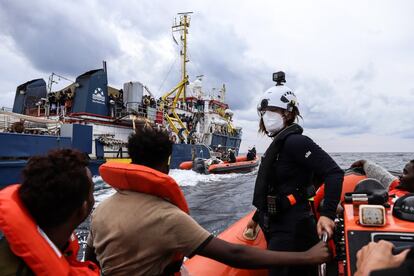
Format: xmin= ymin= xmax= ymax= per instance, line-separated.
xmin=127 ymin=125 xmax=173 ymax=168
xmin=18 ymin=149 xmax=91 ymax=228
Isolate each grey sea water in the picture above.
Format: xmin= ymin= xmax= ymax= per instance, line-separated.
xmin=90 ymin=152 xmax=413 ymax=236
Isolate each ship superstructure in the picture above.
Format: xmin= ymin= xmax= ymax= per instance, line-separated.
xmin=0 ymin=13 xmax=242 ymax=187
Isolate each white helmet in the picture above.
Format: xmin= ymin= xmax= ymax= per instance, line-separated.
xmin=257 ymin=84 xmax=298 ymax=113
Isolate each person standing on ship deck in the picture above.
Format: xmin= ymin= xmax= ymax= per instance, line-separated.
xmin=246 ymin=71 xmax=344 ymax=276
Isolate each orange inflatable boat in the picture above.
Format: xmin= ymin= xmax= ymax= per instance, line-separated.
xmin=184 ymin=211 xmax=268 ymax=276
xmin=185 ymin=168 xmax=414 ymax=276
xmin=179 ymin=156 xmax=260 ymax=174
xmin=313 ymin=168 xmax=414 ymax=276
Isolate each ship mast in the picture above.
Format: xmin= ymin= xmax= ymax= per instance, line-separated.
xmin=161 ymin=12 xmax=193 ymax=137
xmin=176 ymin=12 xmax=191 ymax=98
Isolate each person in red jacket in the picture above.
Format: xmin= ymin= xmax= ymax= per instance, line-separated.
xmin=0 ymin=149 xmax=98 ymax=275
xmin=351 ymin=159 xmax=414 ymax=197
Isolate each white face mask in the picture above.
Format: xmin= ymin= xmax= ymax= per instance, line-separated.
xmin=262 ymin=111 xmax=285 ymax=136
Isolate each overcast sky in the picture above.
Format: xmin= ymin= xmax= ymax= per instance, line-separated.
xmin=1 ymin=0 xmax=413 ymax=153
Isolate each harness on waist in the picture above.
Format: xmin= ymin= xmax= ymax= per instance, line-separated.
xmin=266 ymin=185 xmax=316 ymax=215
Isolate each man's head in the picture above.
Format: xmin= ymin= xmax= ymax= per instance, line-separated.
xmin=18 ymin=149 xmax=94 ymax=230
xmin=127 ymin=125 xmax=173 ymax=174
xmin=400 ymin=160 xmax=414 ymax=191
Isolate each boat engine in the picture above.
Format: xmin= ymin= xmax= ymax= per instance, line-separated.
xmin=192 ymin=158 xmax=208 ymax=174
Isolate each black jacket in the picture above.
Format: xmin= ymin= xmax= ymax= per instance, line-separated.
xmin=253 ymin=124 xmax=343 ymax=220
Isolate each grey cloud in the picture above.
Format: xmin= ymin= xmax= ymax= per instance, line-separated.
xmin=0 ymin=1 xmax=282 ymax=111
xmin=188 ymin=16 xmax=271 ymax=110
xmin=0 ymin=0 xmax=122 ymax=76
xmin=99 ymin=0 xmax=178 ymax=40
xmin=352 ymin=63 xmax=375 ymax=82
xmin=292 ymin=76 xmax=373 ymax=132
xmin=1 ymin=0 xmax=413 ymax=147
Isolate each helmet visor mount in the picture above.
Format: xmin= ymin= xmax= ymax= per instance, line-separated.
xmin=257 ymin=98 xmax=268 ymax=115
xmin=257 ymin=98 xmax=289 ymax=117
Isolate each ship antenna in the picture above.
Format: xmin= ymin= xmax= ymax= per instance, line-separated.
xmin=47 ymin=72 xmax=75 ymax=94
xmin=161 ymin=12 xmax=193 ymax=139
xmin=175 ymin=11 xmax=193 ymax=99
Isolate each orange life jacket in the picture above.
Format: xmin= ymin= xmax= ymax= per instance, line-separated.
xmin=0 ymin=184 xmax=99 ymax=276
xmin=99 ymin=162 xmax=189 ymax=275
xmin=388 ymin=179 xmax=411 ymax=198
xmin=99 ymin=162 xmax=189 ymax=213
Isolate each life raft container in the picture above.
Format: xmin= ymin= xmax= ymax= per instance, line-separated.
xmin=0 ymin=185 xmax=99 ymax=276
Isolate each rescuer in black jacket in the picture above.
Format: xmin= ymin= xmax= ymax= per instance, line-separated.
xmin=246 ymin=72 xmax=344 ymax=276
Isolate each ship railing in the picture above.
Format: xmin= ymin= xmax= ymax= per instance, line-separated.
xmin=25 ymin=107 xmax=48 ymax=117
xmin=0 ymin=110 xmax=22 ymax=132
xmin=121 ymin=102 xmax=165 ymax=124
xmin=209 ymin=127 xmax=242 ymax=138
xmin=0 ymin=107 xmax=13 ymax=112
xmin=117 ymin=101 xmax=204 ymax=125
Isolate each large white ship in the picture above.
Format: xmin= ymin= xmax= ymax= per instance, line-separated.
xmin=0 ymin=13 xmax=242 ymax=187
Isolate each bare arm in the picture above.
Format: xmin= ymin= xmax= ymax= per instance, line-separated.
xmin=363 ymin=160 xmax=397 ymax=189
xmin=197 ymin=237 xmax=329 ymax=269
xmin=352 ymin=160 xmax=397 ymax=189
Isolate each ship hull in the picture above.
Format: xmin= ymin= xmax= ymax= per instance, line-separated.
xmin=0 ymin=131 xmax=211 ymax=188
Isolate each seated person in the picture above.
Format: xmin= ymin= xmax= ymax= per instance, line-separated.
xmin=355 ymin=240 xmax=412 ymax=276
xmin=0 ymin=149 xmax=98 ymax=275
xmin=228 ymin=148 xmax=236 ymax=163
xmin=85 ymin=125 xmax=330 ymax=276
xmin=246 ymin=146 xmax=257 ymax=161
xmin=351 ymin=159 xmax=414 ymax=197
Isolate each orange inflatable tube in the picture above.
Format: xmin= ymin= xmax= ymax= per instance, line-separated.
xmin=179 ymin=161 xmax=193 ymax=170
xmin=208 ymin=157 xmax=259 ymax=174
xmin=313 ymin=169 xmax=367 ymax=217
xmin=184 ymin=211 xmax=267 ymax=276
